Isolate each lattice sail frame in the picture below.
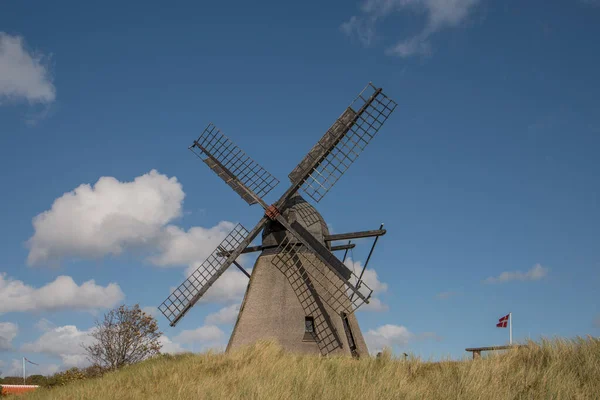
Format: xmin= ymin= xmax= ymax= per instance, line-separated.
xmin=161 ymin=82 xmax=395 ymax=329
xmin=288 ymin=83 xmax=397 ymax=203
xmin=191 ymin=123 xmax=280 ymax=204
xmin=159 ymin=223 xmax=250 ymax=326
xmin=279 ymin=252 xmax=343 ymax=355
xmin=272 ymin=237 xmax=373 ymax=315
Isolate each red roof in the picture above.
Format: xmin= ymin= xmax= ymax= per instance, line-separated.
xmin=1 ymin=385 xmax=40 ymax=395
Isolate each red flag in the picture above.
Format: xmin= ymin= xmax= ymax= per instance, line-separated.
xmin=24 ymin=357 xmax=39 ymax=366
xmin=496 ymin=314 xmax=509 ymax=328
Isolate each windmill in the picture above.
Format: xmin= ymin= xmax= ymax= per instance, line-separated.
xmin=158 ymin=82 xmax=397 ymax=357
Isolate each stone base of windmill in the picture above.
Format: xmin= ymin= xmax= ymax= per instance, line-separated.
xmin=227 ymin=252 xmax=369 ymax=357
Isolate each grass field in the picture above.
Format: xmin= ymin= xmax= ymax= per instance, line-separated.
xmin=22 ymin=336 xmax=600 ymax=399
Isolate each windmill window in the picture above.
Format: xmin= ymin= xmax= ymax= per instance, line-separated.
xmin=341 ymin=313 xmax=357 ymax=353
xmin=305 ymin=316 xmax=315 ymax=333
xmin=303 ymin=316 xmax=317 ymax=341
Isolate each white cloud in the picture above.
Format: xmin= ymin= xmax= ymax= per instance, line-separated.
xmin=356 ymin=267 xmax=388 ymax=293
xmin=173 ymin=325 xmax=224 ymax=345
xmin=3 ymin=359 xmax=22 ymax=376
xmin=150 ymin=222 xmax=236 ymax=267
xmin=0 ymin=32 xmax=55 ymax=104
xmin=21 ymin=325 xmax=95 ymax=368
xmin=340 ymin=16 xmax=378 ymax=45
xmin=194 ymin=269 xmax=250 ymax=305
xmin=341 ymin=0 xmax=481 ymax=57
xmin=158 ymin=335 xmax=186 ymax=354
xmin=365 ymin=324 xmax=413 ymax=352
xmin=142 ymin=306 xmax=159 ymax=318
xmin=158 ymin=264 xmax=248 ymax=324
xmin=38 ymin=363 xmax=62 ymax=376
xmin=25 ymin=168 xmax=255 ymax=317
xmin=0 ymin=273 xmax=124 ymax=314
xmin=387 ymin=34 xmax=433 ymax=57
xmin=26 ymin=169 xmax=240 ymax=278
xmin=2 ymin=359 xmax=58 ymax=377
xmin=22 ymin=323 xmax=190 ymax=371
xmin=484 ymin=263 xmax=549 ymax=284
xmin=0 ymin=322 xmax=18 ymax=351
xmin=362 ymin=297 xmax=389 ymax=312
xmin=159 ymin=331 xmax=226 ymax=354
xmin=27 ymin=170 xmax=185 ymax=266
xmin=205 ymin=304 xmax=240 ymax=326
xmin=365 ymin=324 xmax=439 ymax=353
xmin=35 ymin=318 xmax=57 ymax=332
xmin=345 ymin=258 xmax=388 ymax=312
xmin=172 ymin=235 xmax=252 ymax=306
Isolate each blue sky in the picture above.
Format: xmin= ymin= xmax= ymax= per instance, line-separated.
xmin=1 ymin=0 xmax=599 ymax=375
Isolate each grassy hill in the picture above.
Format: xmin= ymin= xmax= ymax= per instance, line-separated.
xmin=22 ymin=336 xmax=600 ymax=399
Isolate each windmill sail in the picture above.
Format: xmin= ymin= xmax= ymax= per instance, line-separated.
xmin=191 ymin=123 xmax=279 ymax=205
xmin=272 ymin=216 xmax=373 ymax=310
xmin=159 ymin=221 xmax=266 ymax=326
xmin=277 ymin=252 xmax=343 ymax=355
xmin=159 ymin=81 xmax=394 ymax=359
xmin=272 ymin=235 xmax=372 ymax=315
xmin=288 ymin=83 xmax=397 ymax=203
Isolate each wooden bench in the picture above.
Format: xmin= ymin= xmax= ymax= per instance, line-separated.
xmin=465 ymin=345 xmax=527 ymax=359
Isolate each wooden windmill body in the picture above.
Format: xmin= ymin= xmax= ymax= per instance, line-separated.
xmin=159 ymin=83 xmax=397 ymax=357
xmin=227 ymin=193 xmax=369 ymax=356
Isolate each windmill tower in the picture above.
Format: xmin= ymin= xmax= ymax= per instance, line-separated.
xmin=159 ymin=82 xmax=397 ymax=357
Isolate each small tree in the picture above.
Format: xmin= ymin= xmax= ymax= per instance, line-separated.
xmin=83 ymin=304 xmax=162 ymax=369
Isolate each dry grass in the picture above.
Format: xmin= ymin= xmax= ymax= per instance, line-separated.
xmin=24 ymin=336 xmax=600 ymax=400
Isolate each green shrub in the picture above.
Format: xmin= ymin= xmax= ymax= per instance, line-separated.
xmin=44 ymin=368 xmax=87 ymax=388
xmin=42 ymin=364 xmax=109 ymax=389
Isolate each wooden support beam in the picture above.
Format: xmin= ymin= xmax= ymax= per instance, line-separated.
xmin=324 ymin=229 xmax=387 ymax=242
xmin=233 ymin=260 xmax=250 ymax=278
xmin=238 ymin=245 xmax=264 ymax=254
xmin=217 ymin=228 xmax=384 ymax=257
xmin=330 ymin=243 xmax=356 ymax=252
xmin=217 ymin=242 xmax=356 ymax=257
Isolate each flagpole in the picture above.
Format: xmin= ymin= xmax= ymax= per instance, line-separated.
xmin=22 ymin=357 xmax=25 ymax=384
xmin=509 ymin=312 xmax=512 ymax=345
